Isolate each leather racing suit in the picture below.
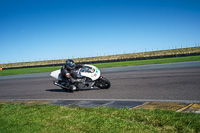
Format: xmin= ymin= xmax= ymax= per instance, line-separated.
xmin=60 ymin=63 xmax=84 ymax=86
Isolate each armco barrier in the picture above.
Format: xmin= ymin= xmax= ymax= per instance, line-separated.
xmin=2 ymin=52 xmax=200 ymax=70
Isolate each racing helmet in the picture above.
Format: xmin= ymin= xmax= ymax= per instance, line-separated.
xmin=66 ymin=59 xmax=76 ymax=69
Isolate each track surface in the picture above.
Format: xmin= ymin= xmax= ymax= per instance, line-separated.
xmin=0 ymin=61 xmax=200 ymax=102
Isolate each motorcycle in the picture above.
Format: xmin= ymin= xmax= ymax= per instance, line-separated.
xmin=50 ymin=64 xmax=111 ymax=91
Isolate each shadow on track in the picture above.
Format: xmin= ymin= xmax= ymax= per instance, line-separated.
xmin=46 ymin=88 xmax=99 ymax=93
xmin=46 ymin=89 xmax=73 ymax=93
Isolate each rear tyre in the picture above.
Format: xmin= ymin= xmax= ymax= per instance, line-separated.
xmin=96 ymin=77 xmax=111 ymax=89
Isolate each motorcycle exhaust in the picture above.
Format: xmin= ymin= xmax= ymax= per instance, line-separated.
xmin=53 ymin=81 xmax=69 ymax=89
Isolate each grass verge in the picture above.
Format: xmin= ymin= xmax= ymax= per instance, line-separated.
xmin=0 ymin=104 xmax=199 ymax=133
xmin=0 ymin=66 xmax=61 ymax=76
xmin=0 ymin=55 xmax=200 ymax=76
xmin=93 ymin=55 xmax=200 ymax=68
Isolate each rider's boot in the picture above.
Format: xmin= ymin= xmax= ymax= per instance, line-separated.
xmin=69 ymin=85 xmax=76 ymax=91
xmin=58 ymin=80 xmax=66 ymax=86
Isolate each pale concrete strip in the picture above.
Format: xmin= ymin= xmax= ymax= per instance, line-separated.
xmin=0 ymin=72 xmax=51 ymax=80
xmin=51 ymin=100 xmax=145 ymax=108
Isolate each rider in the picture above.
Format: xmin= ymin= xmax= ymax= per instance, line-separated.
xmin=59 ymin=59 xmax=84 ymax=90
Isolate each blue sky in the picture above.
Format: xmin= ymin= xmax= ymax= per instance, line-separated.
xmin=0 ymin=0 xmax=200 ymax=63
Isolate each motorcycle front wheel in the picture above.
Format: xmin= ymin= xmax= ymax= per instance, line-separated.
xmin=96 ymin=77 xmax=111 ymax=89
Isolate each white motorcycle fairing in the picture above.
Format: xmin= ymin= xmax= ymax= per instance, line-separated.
xmin=50 ymin=64 xmax=100 ymax=81
xmin=50 ymin=69 xmax=61 ymax=80
xmin=79 ymin=65 xmax=100 ymax=81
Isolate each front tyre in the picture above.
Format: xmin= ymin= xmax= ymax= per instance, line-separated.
xmin=96 ymin=77 xmax=111 ymax=89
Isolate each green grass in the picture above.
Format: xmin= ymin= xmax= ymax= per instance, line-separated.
xmin=0 ymin=66 xmax=61 ymax=76
xmin=0 ymin=55 xmax=200 ymax=76
xmin=0 ymin=104 xmax=200 ymax=133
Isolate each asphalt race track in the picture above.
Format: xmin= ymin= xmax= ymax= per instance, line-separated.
xmin=0 ymin=61 xmax=200 ymax=103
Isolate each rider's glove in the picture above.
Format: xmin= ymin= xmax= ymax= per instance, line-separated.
xmin=65 ymin=73 xmax=70 ymax=77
